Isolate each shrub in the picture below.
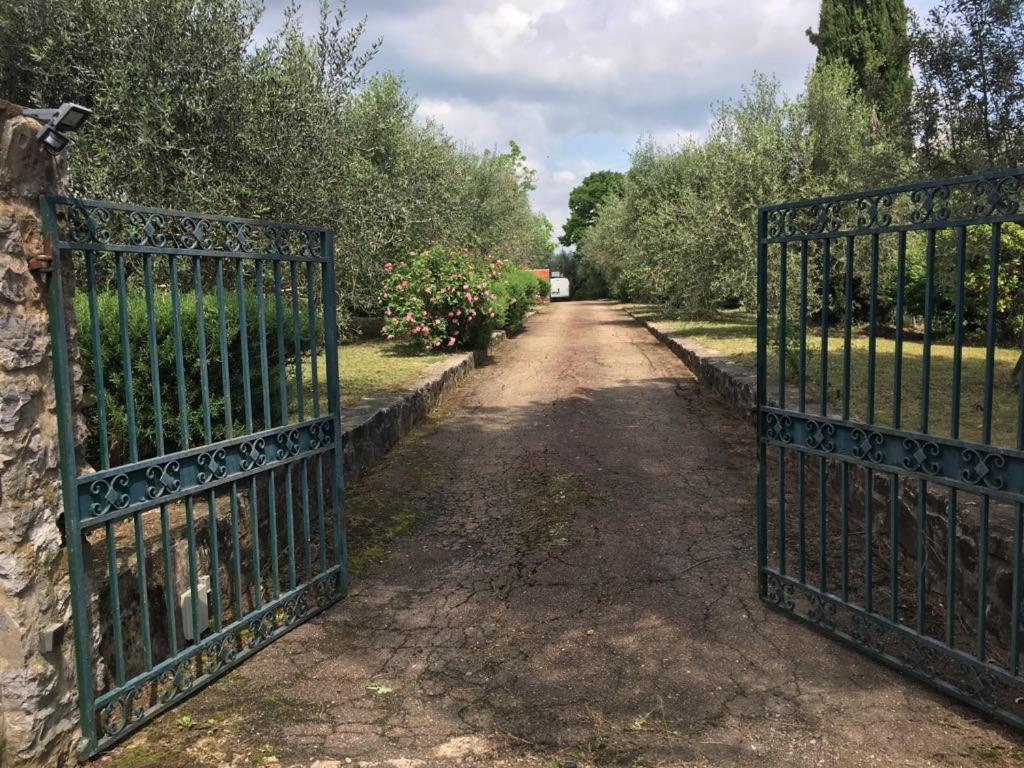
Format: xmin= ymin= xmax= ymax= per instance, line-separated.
xmin=492 ymin=268 xmax=547 ymax=333
xmin=75 ymin=291 xmax=308 ymax=467
xmin=379 ymin=247 xmax=546 ymax=350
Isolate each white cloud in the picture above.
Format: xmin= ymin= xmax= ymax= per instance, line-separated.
xmin=260 ymin=0 xmax=829 ymax=237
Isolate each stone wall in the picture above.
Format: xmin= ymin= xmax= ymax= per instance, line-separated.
xmin=0 ymin=101 xmax=80 ymax=766
xmin=625 ymin=305 xmax=1018 ymax=648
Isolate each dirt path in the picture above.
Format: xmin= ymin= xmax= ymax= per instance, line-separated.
xmin=102 ymin=301 xmax=1024 ymax=768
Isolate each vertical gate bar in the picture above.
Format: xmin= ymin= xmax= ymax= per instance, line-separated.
xmin=131 ymin=265 xmax=153 ymax=670
xmin=237 ymin=260 xmax=263 ymax=610
xmin=798 ymin=240 xmax=809 ymax=583
xmin=84 ymin=254 xmax=109 ymax=461
xmin=307 ymin=259 xmax=328 ymax=574
xmin=322 ymin=231 xmax=348 ymax=587
xmin=109 ymin=252 xmax=140 ymax=684
xmin=1013 ymin=326 xmax=1024 ymax=673
xmin=255 ymin=261 xmax=281 ymax=597
xmin=170 ymin=255 xmax=203 ymax=642
xmin=865 ymin=233 xmax=879 ymax=613
xmin=840 ymin=236 xmax=854 ymax=601
xmin=291 ymin=261 xmax=312 ymax=581
xmin=216 ymin=259 xmax=234 ymax=435
xmin=946 ymin=226 xmax=967 ymax=646
xmin=755 ymin=210 xmax=768 ymax=596
xmin=890 ymin=231 xmax=907 ymax=623
xmin=115 ymin=254 xmax=139 ymax=461
xmin=216 ymin=261 xmax=243 ymax=619
xmin=977 ymin=222 xmax=1001 ymax=661
xmin=778 ymin=240 xmax=787 ymax=576
xmin=193 ymin=256 xmax=223 ymax=632
xmin=42 ymin=198 xmax=97 ymax=755
xmin=819 ymin=238 xmax=831 ymax=593
xmin=273 ymin=261 xmax=297 ymax=589
xmin=917 ymin=229 xmax=936 ymax=635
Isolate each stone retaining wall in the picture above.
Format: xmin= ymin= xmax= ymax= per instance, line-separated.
xmin=340 ymin=332 xmax=504 ymax=482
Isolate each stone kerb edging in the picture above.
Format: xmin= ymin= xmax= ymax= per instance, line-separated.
xmin=340 ymin=327 xmax=510 ymax=482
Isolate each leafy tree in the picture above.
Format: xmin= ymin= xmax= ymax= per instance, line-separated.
xmin=910 ymin=0 xmax=1024 ymax=175
xmin=0 ymin=0 xmax=553 ymax=322
xmin=807 ymin=0 xmax=914 ymax=144
xmin=580 ymin=66 xmax=906 ymax=314
xmin=559 ymin=170 xmax=625 ymax=248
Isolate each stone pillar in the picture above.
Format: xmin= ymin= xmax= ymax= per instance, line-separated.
xmin=0 ymin=100 xmax=79 ymax=767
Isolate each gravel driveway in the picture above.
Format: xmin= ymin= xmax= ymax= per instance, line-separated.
xmin=101 ymin=301 xmax=1024 ymax=768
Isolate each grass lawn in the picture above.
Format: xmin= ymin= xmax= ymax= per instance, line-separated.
xmin=627 ymin=304 xmax=1022 ymax=448
xmin=297 ymin=339 xmax=447 ymax=410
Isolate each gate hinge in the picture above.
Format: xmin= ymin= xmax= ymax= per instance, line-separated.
xmin=28 ymin=232 xmax=54 ymax=272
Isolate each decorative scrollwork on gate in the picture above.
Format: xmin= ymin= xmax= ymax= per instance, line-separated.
xmin=276 ymin=429 xmax=300 ymax=459
xmin=239 ymin=438 xmax=267 ymax=471
xmin=762 ymin=170 xmax=1023 ymax=241
xmin=902 ymin=438 xmax=941 ymax=475
xmin=88 ymin=473 xmax=131 ymax=516
xmin=805 ymin=420 xmax=836 ymax=452
xmin=765 ymin=571 xmax=795 ymax=610
xmin=145 ymin=460 xmax=181 ymax=499
xmin=851 ymin=428 xmax=886 ymax=463
xmin=961 ymin=448 xmax=1007 ymax=489
xmin=765 ymin=412 xmax=793 ymax=443
xmin=196 ymin=448 xmax=228 ymax=483
xmin=973 ymin=176 xmax=1021 ymax=217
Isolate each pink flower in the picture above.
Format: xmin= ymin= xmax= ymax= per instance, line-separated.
xmin=385 ymin=309 xmax=393 ymax=317
xmin=406 ymin=312 xmax=415 ymax=322
xmin=384 ymin=262 xmax=393 ymax=272
xmin=386 ymin=334 xmax=395 ymax=340
xmin=465 ymin=292 xmax=473 ymax=302
xmin=434 ymin=340 xmax=441 ymax=347
xmin=447 ymin=337 xmax=456 ymax=347
xmin=400 ymin=280 xmax=409 ymax=289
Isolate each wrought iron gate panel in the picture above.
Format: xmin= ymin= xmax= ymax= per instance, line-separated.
xmin=43 ymin=196 xmax=347 ymax=757
xmin=756 ymin=169 xmax=1024 ymax=728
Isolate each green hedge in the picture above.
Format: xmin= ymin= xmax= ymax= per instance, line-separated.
xmin=491 ymin=269 xmax=547 ymax=333
xmin=75 ymin=291 xmax=309 ymax=467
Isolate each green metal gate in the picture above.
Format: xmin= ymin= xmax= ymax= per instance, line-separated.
xmin=756 ymin=169 xmax=1024 ymax=728
xmin=43 ymin=196 xmax=347 ymax=757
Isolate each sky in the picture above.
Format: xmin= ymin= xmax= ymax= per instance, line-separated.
xmin=256 ymin=0 xmax=935 ymax=241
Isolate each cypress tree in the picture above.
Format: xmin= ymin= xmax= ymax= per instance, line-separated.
xmin=807 ymin=0 xmax=913 ymax=144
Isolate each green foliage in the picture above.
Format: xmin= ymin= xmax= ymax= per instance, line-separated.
xmin=493 ymin=268 xmax=548 ymax=333
xmin=580 ymin=66 xmax=907 ymax=315
xmin=560 ymin=170 xmax=625 ymax=248
xmin=379 ymin=248 xmax=544 ymax=351
xmin=75 ymin=291 xmax=306 ymax=467
xmin=0 ymin=1 xmax=553 ymax=322
xmin=910 ymin=0 xmax=1024 ymax=175
xmin=807 ymin=0 xmax=914 ymax=145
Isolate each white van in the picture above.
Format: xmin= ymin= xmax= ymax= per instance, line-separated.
xmin=550 ymin=277 xmax=570 ymax=300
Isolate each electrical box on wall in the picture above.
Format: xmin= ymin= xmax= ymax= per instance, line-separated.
xmin=180 ymin=575 xmax=211 ymax=641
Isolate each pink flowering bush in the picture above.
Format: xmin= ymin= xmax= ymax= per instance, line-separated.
xmin=380 ymin=246 xmax=503 ymax=351
xmin=380 ymin=246 xmax=547 ymax=351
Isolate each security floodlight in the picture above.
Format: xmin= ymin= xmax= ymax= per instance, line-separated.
xmin=22 ymin=103 xmax=91 ymax=156
xmin=36 ymin=125 xmax=70 ymax=155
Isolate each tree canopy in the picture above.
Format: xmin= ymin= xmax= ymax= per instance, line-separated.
xmin=559 ymin=170 xmax=625 ymax=248
xmin=0 ymin=0 xmax=554 ymax=321
xmin=807 ymin=0 xmax=913 ymax=143
xmin=911 ymin=0 xmax=1024 ymax=175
